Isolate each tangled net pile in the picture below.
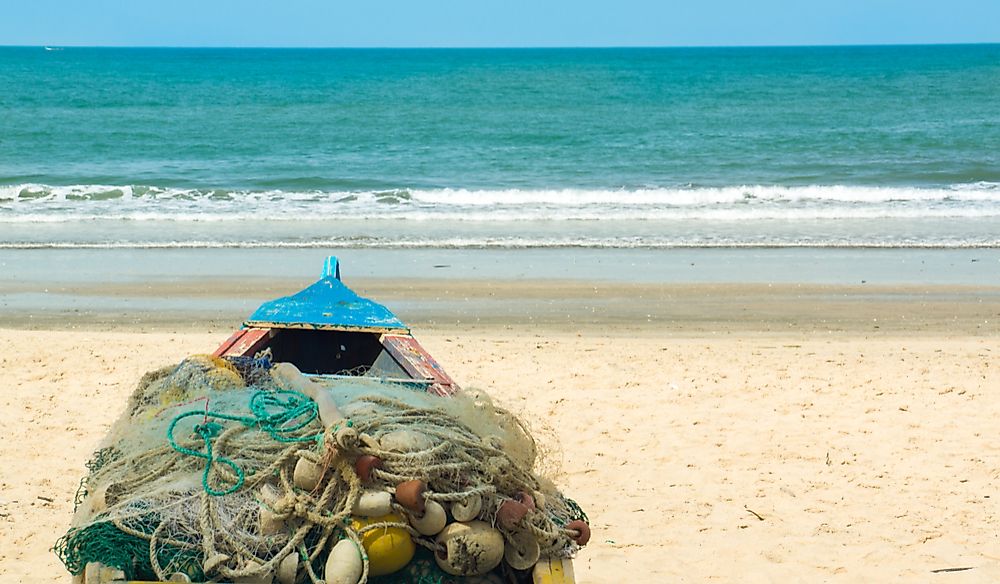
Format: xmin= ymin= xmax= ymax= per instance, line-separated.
xmin=56 ymin=354 xmax=589 ymax=583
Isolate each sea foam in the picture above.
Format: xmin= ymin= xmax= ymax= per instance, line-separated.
xmin=2 ymin=183 xmax=999 ymax=249
xmin=2 ymin=183 xmax=1000 ymax=222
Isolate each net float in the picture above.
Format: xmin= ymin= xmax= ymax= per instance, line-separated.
xmin=434 ymin=520 xmax=505 ymax=576
xmin=324 ymin=538 xmax=364 ymax=584
xmin=258 ymin=483 xmax=285 ymax=536
xmin=450 ymin=493 xmax=482 ymax=522
xmin=354 ymin=454 xmax=382 ymax=483
xmin=276 ymin=553 xmax=298 ymax=584
xmin=566 ymin=520 xmax=591 ymax=546
xmin=496 ymin=498 xmax=530 ymax=529
xmin=504 ymin=529 xmax=541 ymax=570
xmin=293 ymin=456 xmax=324 ymax=492
xmin=408 ymin=499 xmax=447 ymax=535
xmin=353 ymin=490 xmax=393 ymax=517
xmin=516 ymin=491 xmax=536 ymax=511
xmin=394 ymin=479 xmax=427 ymax=513
xmin=351 ymin=512 xmax=416 ymax=576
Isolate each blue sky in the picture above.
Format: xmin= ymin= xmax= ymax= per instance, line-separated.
xmin=3 ymin=0 xmax=999 ymax=48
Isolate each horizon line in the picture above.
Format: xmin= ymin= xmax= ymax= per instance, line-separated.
xmin=5 ymin=41 xmax=999 ymax=50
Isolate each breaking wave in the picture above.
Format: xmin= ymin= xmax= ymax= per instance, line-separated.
xmin=2 ymin=183 xmax=999 ymax=248
xmin=2 ymin=183 xmax=1000 ymax=223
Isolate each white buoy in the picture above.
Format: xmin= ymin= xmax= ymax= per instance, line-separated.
xmin=325 ymin=539 xmax=364 ymax=584
xmin=276 ymin=553 xmax=298 ymax=584
xmin=408 ymin=499 xmax=447 ymax=535
xmin=504 ymin=529 xmax=541 ymax=570
xmin=293 ymin=457 xmax=324 ymax=492
xmin=450 ymin=494 xmax=482 ymax=522
xmin=434 ymin=521 xmax=504 ymax=576
xmin=259 ymin=483 xmax=284 ymax=536
xmin=353 ymin=490 xmax=393 ymax=517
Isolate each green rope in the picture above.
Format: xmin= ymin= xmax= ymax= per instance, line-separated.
xmin=167 ymin=389 xmax=322 ymax=496
xmin=248 ymin=390 xmax=324 ymax=443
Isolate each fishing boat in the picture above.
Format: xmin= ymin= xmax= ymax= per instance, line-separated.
xmin=68 ymin=256 xmax=581 ymax=584
xmin=212 ymin=257 xmax=459 ymax=398
xmin=213 ymin=256 xmax=578 ymax=584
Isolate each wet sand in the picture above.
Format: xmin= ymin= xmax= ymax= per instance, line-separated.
xmin=1 ymin=277 xmax=999 ymax=336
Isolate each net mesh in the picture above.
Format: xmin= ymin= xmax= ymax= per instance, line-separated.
xmin=56 ymin=353 xmax=588 ymax=583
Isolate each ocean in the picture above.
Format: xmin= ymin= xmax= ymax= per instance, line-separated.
xmin=1 ymin=45 xmax=999 ymax=249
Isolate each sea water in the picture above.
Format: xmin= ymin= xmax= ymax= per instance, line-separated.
xmin=1 ymin=45 xmax=999 ymax=249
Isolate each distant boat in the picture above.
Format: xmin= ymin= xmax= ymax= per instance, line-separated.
xmin=44 ymin=47 xmax=63 ymax=51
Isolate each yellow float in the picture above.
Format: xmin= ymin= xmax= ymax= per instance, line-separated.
xmin=350 ymin=512 xmax=415 ymax=576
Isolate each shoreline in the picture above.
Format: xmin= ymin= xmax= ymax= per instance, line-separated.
xmin=0 ymin=280 xmax=997 ymax=336
xmin=3 ymin=246 xmax=1000 ymax=284
xmin=2 ymin=246 xmax=998 ymax=336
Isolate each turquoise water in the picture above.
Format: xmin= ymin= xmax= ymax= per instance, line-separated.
xmin=1 ymin=45 xmax=999 ymax=248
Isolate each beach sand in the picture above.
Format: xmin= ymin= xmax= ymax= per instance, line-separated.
xmin=2 ymin=278 xmax=999 ymax=583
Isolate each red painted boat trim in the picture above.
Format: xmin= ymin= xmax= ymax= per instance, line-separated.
xmin=212 ymin=330 xmax=246 ymax=357
xmin=214 ymin=328 xmax=272 ymax=358
xmin=381 ymin=334 xmax=459 ymax=396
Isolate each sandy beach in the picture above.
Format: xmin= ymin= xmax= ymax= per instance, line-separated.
xmin=2 ymin=273 xmax=998 ymax=583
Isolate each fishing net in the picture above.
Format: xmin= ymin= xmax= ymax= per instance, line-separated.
xmin=56 ymin=354 xmax=588 ymax=583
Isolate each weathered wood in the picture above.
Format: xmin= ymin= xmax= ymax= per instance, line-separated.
xmin=211 ymin=329 xmax=246 ymax=357
xmin=532 ymin=557 xmax=576 ymax=584
xmin=240 ymin=321 xmax=405 ymax=334
xmin=216 ymin=328 xmax=272 ymax=358
xmin=214 ymin=258 xmax=462 ymax=397
xmin=380 ymin=334 xmax=459 ymax=396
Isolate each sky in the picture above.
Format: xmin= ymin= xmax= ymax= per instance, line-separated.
xmin=2 ymin=0 xmax=999 ymax=48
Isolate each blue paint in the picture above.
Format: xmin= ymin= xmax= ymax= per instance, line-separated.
xmin=246 ymin=256 xmax=408 ymax=332
xmin=322 ymin=256 xmax=341 ymax=280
